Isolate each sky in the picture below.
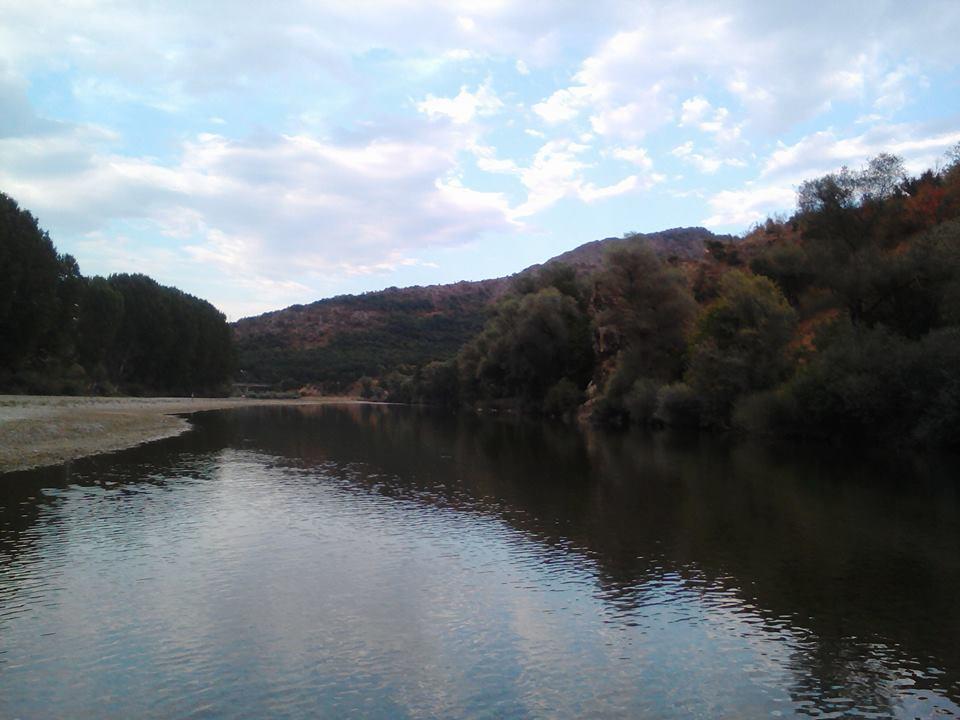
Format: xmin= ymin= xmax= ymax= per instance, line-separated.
xmin=2 ymin=1 xmax=960 ymax=320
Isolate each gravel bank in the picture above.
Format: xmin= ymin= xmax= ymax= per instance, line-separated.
xmin=0 ymin=395 xmax=358 ymax=474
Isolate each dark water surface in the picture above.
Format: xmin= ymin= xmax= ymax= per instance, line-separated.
xmin=1 ymin=405 xmax=959 ymax=719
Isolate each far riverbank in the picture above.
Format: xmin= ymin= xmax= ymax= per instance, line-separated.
xmin=0 ymin=395 xmax=363 ymax=474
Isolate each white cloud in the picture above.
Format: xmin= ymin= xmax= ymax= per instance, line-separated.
xmin=417 ymin=80 xmax=503 ymax=124
xmin=533 ymin=86 xmax=592 ymax=124
xmin=579 ymin=175 xmax=641 ymax=202
xmin=529 ymin=1 xmax=960 ymax=143
xmin=0 ymin=121 xmax=518 ymax=315
xmin=874 ymin=62 xmax=928 ymax=114
xmin=697 ymin=107 xmax=742 ymax=145
xmin=762 ymin=125 xmax=960 ymax=180
xmin=511 ymin=139 xmax=590 ymax=216
xmin=504 ymin=139 xmax=660 ymax=217
xmin=705 ymin=121 xmax=960 ymax=230
xmin=680 ymin=96 xmax=711 ymax=126
xmin=671 ymin=141 xmax=744 ymax=175
xmin=2 ymin=0 xmax=960 ymax=313
xmin=610 ymin=145 xmax=653 ymax=169
xmin=588 ymin=89 xmax=672 ymax=140
xmin=703 ymin=184 xmax=796 ymax=227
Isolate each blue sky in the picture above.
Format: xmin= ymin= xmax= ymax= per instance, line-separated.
xmin=2 ymin=1 xmax=959 ymax=319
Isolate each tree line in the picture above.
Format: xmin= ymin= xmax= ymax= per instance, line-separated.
xmin=0 ymin=192 xmax=235 ymax=395
xmin=384 ymin=149 xmax=960 ymax=448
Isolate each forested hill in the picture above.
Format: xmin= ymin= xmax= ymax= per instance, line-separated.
xmin=388 ymin=151 xmax=960 ymax=448
xmin=529 ymin=226 xmax=726 ymax=272
xmin=0 ymin=193 xmax=235 ymax=396
xmin=238 ymin=150 xmax=960 ymax=449
xmin=232 ymin=227 xmax=731 ymax=390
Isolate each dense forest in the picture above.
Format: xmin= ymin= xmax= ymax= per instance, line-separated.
xmin=234 ymin=284 xmax=495 ymax=392
xmin=386 ymin=149 xmax=960 ymax=448
xmin=232 ymin=227 xmax=727 ymax=395
xmin=0 ymin=193 xmax=235 ymax=395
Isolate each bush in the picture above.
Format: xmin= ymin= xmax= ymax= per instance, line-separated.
xmin=686 ymin=270 xmax=796 ymax=425
xmin=732 ymin=389 xmax=799 ymax=436
xmin=624 ymin=378 xmax=660 ymax=425
xmin=655 ymin=383 xmax=703 ymax=428
xmin=911 ymin=327 xmax=960 ymax=447
xmin=359 ymin=376 xmax=375 ymax=399
xmin=542 ymin=378 xmax=584 ymax=418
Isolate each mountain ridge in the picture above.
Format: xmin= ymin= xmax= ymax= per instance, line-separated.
xmin=232 ymin=227 xmax=734 ymax=389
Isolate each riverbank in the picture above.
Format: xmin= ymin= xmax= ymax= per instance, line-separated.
xmin=0 ymin=395 xmax=360 ymax=474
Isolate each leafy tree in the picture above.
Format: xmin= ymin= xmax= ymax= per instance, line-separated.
xmin=592 ymin=245 xmax=697 ymax=404
xmin=416 ymin=360 xmax=460 ymax=407
xmin=738 ymin=323 xmax=938 ymax=444
xmin=654 ymin=383 xmax=702 ymax=428
xmin=459 ymin=287 xmax=592 ymax=409
xmin=686 ymin=270 xmax=796 ymax=425
xmin=749 ymin=242 xmax=812 ymax=306
xmin=0 ymin=193 xmax=62 ymax=370
xmin=76 ymin=277 xmax=124 ymax=371
xmin=542 ymin=378 xmax=584 ymax=418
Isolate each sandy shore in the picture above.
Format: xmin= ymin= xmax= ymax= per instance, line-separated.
xmin=0 ymin=395 xmax=359 ymax=475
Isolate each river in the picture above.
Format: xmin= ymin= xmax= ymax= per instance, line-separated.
xmin=1 ymin=404 xmax=958 ymax=718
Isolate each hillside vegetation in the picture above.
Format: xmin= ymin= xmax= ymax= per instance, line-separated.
xmin=232 ymin=227 xmax=728 ymax=393
xmin=386 ymin=150 xmax=960 ymax=448
xmin=233 ymin=281 xmax=503 ymax=391
xmin=0 ymin=193 xmax=235 ymax=396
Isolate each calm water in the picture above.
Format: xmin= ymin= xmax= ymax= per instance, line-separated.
xmin=1 ymin=405 xmax=959 ymax=719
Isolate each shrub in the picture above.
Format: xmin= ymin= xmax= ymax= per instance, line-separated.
xmin=624 ymin=378 xmax=660 ymax=425
xmin=542 ymin=378 xmax=584 ymax=418
xmin=655 ymin=383 xmax=703 ymax=428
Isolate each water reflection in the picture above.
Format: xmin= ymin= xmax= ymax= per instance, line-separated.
xmin=1 ymin=404 xmax=958 ymax=718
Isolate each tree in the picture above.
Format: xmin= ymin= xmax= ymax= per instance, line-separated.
xmin=687 ymin=270 xmax=796 ymax=425
xmin=459 ymin=287 xmax=593 ymax=409
xmin=749 ymin=242 xmax=812 ymax=306
xmin=0 ymin=193 xmax=62 ymax=370
xmin=76 ymin=277 xmax=124 ymax=371
xmin=592 ymin=244 xmax=697 ymax=392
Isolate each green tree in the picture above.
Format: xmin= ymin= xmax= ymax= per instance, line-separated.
xmin=460 ymin=287 xmax=592 ymax=409
xmin=0 ymin=193 xmax=62 ymax=370
xmin=592 ymin=245 xmax=697 ymax=391
xmin=749 ymin=242 xmax=812 ymax=306
xmin=687 ymin=270 xmax=796 ymax=425
xmin=76 ymin=276 xmax=125 ymax=372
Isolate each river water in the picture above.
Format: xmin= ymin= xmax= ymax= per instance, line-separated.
xmin=1 ymin=404 xmax=958 ymax=718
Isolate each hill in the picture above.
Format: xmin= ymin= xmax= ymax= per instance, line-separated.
xmin=232 ymin=227 xmax=731 ymax=391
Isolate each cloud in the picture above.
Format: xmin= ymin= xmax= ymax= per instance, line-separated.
xmin=610 ymin=145 xmax=653 ymax=169
xmin=703 ymin=184 xmax=796 ymax=227
xmin=0 ymin=66 xmax=62 ymax=138
xmin=1 ymin=0 xmax=959 ymax=314
xmin=500 ymin=139 xmax=660 ymax=217
xmin=0 ymin=0 xmax=628 ymax=94
xmin=417 ymin=80 xmax=503 ymax=124
xmin=579 ymin=175 xmax=642 ymax=202
xmin=533 ymin=86 xmax=592 ymax=124
xmin=874 ymin=62 xmax=928 ymax=114
xmin=671 ymin=141 xmax=745 ymax=175
xmin=704 ymin=120 xmax=960 ymax=229
xmin=679 ymin=96 xmax=711 ymax=126
xmin=762 ymin=124 xmax=960 ymax=180
xmin=530 ymin=1 xmax=960 ymax=141
xmin=0 ymin=118 xmax=517 ymax=311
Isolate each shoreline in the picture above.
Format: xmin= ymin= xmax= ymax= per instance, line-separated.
xmin=0 ymin=395 xmax=362 ymax=475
